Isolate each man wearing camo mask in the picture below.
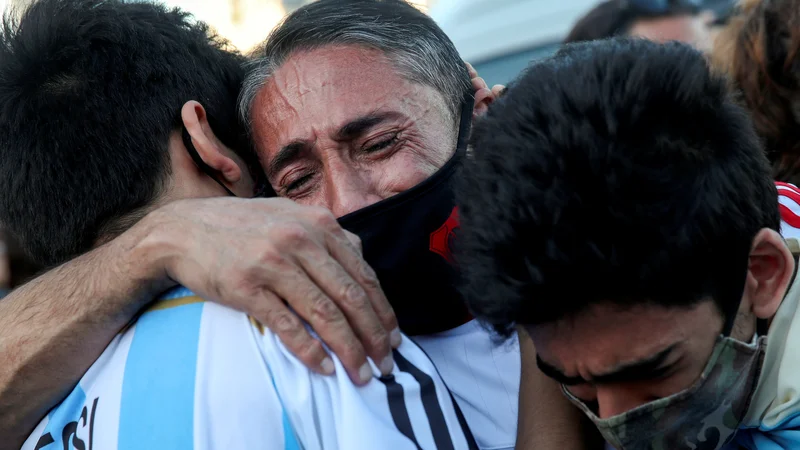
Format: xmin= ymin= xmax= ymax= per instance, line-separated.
xmin=455 ymin=37 xmax=800 ymax=450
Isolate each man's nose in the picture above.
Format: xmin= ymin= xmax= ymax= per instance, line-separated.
xmin=326 ymin=165 xmax=383 ymax=218
xmin=595 ymin=385 xmax=654 ymax=419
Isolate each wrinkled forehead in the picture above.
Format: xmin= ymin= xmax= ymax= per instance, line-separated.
xmin=247 ymin=45 xmax=453 ymax=158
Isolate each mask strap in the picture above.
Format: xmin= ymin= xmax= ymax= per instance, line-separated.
xmin=722 ymin=240 xmax=800 ymax=337
xmin=182 ymin=127 xmax=237 ymax=197
xmin=721 ymin=245 xmax=753 ymax=337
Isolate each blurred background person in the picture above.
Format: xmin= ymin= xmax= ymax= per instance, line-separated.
xmin=711 ymin=0 xmax=800 ymax=240
xmin=712 ymin=0 xmax=799 ymax=185
xmin=431 ymin=0 xmax=734 ymax=86
xmin=564 ymin=0 xmax=716 ymax=50
xmin=0 ymin=228 xmax=42 ymax=299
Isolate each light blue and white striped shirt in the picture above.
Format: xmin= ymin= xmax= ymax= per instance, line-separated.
xmin=21 ymin=287 xmax=478 ymax=450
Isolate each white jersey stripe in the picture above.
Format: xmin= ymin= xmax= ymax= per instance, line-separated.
xmin=193 ymin=301 xmax=290 ymax=450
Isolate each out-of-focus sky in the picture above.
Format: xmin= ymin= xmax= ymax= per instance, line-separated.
xmin=163 ymin=0 xmax=431 ymax=51
xmin=0 ymin=0 xmax=433 ymax=52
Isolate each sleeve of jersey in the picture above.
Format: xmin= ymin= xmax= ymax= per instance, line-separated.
xmin=777 ymin=182 xmax=800 ymax=240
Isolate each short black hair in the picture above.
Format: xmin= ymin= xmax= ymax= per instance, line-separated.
xmin=240 ymin=0 xmax=471 ymax=130
xmin=565 ymin=0 xmax=701 ymax=43
xmin=0 ymin=0 xmax=254 ymax=266
xmin=456 ymin=38 xmax=779 ymax=336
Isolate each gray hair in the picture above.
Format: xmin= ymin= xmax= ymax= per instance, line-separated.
xmin=238 ymin=0 xmax=471 ymax=131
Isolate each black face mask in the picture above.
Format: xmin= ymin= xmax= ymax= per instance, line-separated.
xmin=337 ymin=95 xmax=474 ymax=336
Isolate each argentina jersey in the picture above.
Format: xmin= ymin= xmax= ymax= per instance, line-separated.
xmin=20 ymin=287 xmax=478 ymax=450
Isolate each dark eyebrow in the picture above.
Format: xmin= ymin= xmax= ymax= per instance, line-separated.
xmin=536 ymin=344 xmax=679 ymax=386
xmin=536 ymin=357 xmax=587 ymax=386
xmin=334 ymin=114 xmax=391 ymax=141
xmin=266 ymin=141 xmax=308 ymax=181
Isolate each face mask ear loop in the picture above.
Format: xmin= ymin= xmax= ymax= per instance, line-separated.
xmin=721 ymin=247 xmax=753 ymax=337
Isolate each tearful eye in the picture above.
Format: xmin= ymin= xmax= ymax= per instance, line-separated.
xmin=284 ymin=173 xmax=313 ymax=194
xmin=364 ymin=134 xmax=399 ymax=153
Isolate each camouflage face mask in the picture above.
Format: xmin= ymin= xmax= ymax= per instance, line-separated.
xmin=563 ymin=335 xmax=766 ymax=450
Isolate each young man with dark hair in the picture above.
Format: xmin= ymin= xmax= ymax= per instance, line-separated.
xmin=0 ymin=0 xmax=596 ymax=448
xmin=1 ymin=1 xmax=478 ymax=448
xmin=0 ymin=0 xmax=261 ymax=266
xmin=565 ymin=0 xmax=715 ymax=52
xmin=457 ymin=38 xmax=800 ymax=448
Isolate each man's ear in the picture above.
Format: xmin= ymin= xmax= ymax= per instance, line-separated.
xmin=745 ymin=228 xmax=796 ymax=319
xmin=180 ymin=100 xmax=242 ymax=185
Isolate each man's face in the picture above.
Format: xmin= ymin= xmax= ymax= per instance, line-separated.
xmin=628 ymin=12 xmax=716 ymax=52
xmin=528 ymin=300 xmax=724 ymax=419
xmin=249 ymin=45 xmax=458 ymax=218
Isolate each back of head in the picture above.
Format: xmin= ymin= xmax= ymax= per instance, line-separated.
xmin=0 ymin=0 xmax=251 ymax=266
xmin=565 ymin=0 xmax=701 ymax=43
xmin=239 ymin=0 xmax=470 ymax=128
xmin=3 ymin=230 xmax=43 ymax=287
xmin=712 ymin=0 xmax=800 ymax=185
xmin=457 ymin=38 xmax=778 ymax=335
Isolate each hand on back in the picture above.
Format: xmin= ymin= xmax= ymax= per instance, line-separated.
xmin=144 ymin=197 xmax=400 ymax=385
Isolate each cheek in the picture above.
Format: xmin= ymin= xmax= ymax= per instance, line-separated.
xmin=374 ymin=144 xmax=443 ymax=194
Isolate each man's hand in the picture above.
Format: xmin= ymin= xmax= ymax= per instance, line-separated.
xmin=0 ymin=197 xmax=398 ymax=449
xmin=466 ymin=62 xmax=506 ymax=119
xmin=141 ymin=197 xmax=400 ymax=384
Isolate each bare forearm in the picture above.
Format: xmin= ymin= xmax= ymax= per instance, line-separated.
xmin=0 ymin=219 xmax=175 ymax=449
xmin=516 ymin=327 xmax=604 ymax=450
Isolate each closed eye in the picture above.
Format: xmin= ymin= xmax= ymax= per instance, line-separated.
xmin=283 ymin=172 xmax=314 ymax=195
xmin=364 ymin=135 xmax=398 ymax=153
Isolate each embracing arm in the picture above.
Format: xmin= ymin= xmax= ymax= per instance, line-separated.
xmin=516 ymin=327 xmax=605 ymax=450
xmin=0 ymin=216 xmax=175 ymax=449
xmin=0 ymin=197 xmax=395 ymax=449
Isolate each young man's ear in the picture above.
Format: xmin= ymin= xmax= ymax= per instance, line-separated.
xmin=180 ymin=100 xmax=242 ymax=185
xmin=745 ymin=228 xmax=796 ymax=320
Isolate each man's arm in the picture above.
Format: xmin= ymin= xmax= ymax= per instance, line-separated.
xmin=0 ymin=197 xmax=396 ymax=449
xmin=0 ymin=216 xmax=173 ymax=449
xmin=516 ymin=327 xmax=604 ymax=450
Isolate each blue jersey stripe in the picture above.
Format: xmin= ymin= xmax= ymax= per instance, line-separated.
xmin=118 ymin=301 xmax=204 ymax=450
xmin=266 ymin=365 xmax=301 ymax=450
xmin=282 ymin=410 xmax=301 ymax=450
